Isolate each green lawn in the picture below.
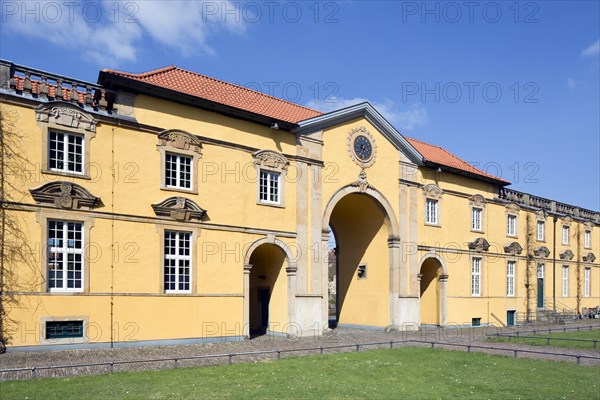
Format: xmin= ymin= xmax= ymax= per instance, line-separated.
xmin=487 ymin=329 xmax=600 ymax=350
xmin=1 ymin=348 xmax=599 ymax=400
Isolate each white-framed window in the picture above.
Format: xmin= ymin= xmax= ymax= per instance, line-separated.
xmin=562 ymin=266 xmax=569 ymax=297
xmin=584 ymin=267 xmax=591 ymax=297
xmin=471 ymin=257 xmax=481 ymax=296
xmin=48 ymin=130 xmax=84 ymax=174
xmin=537 ymin=263 xmax=544 ymax=279
xmin=47 ymin=220 xmax=84 ymax=292
xmin=584 ymin=230 xmax=591 ymax=249
xmin=259 ymin=170 xmax=281 ymax=204
xmin=536 ymin=221 xmax=545 ymax=241
xmin=471 ymin=207 xmax=482 ymax=231
xmin=165 ymin=152 xmax=192 ymax=190
xmin=562 ymin=226 xmax=570 ymax=245
xmin=507 ymin=261 xmax=515 ymax=297
xmin=164 ymin=230 xmax=192 ymax=293
xmin=507 ymin=215 xmax=517 ymax=236
xmin=425 ymin=199 xmax=439 ymax=225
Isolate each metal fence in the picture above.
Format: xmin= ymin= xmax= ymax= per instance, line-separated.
xmin=1 ymin=334 xmax=599 ymax=381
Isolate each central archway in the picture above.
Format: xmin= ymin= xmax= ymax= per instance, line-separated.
xmin=323 ymin=185 xmax=401 ymax=329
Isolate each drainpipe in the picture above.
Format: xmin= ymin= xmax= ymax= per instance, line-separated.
xmin=552 ymin=215 xmax=557 ymax=312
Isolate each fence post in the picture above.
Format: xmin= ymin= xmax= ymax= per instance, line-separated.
xmin=356 ymin=344 xmax=359 ymax=352
xmin=277 ymin=351 xmax=281 ymax=360
xmin=228 ymin=355 xmax=233 ymax=365
xmin=320 ymin=347 xmax=323 ymax=355
xmin=390 ymin=341 xmax=393 ymax=349
xmin=467 ymin=345 xmax=471 ymax=353
xmin=174 ymin=359 xmax=178 ymax=369
xmin=546 ymin=338 xmax=550 ymax=345
xmin=594 ymin=340 xmax=597 ymax=349
xmin=513 ymin=350 xmax=518 ymax=358
xmin=576 ymin=356 xmax=581 ymax=365
xmin=31 ymin=367 xmax=36 ymax=379
xmin=109 ymin=362 xmax=114 ymax=374
xmin=431 ymin=342 xmax=435 ymax=349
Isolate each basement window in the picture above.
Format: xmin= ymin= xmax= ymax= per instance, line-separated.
xmin=471 ymin=318 xmax=481 ymax=327
xmin=357 ymin=264 xmax=367 ymax=279
xmin=45 ymin=320 xmax=84 ymax=340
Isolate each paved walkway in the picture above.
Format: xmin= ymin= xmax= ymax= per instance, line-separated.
xmin=0 ymin=320 xmax=598 ymax=380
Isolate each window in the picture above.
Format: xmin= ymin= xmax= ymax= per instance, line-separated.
xmin=584 ymin=230 xmax=591 ymax=249
xmin=47 ymin=220 xmax=83 ymax=292
xmin=45 ymin=320 xmax=84 ymax=340
xmin=562 ymin=266 xmax=569 ymax=297
xmin=471 ymin=208 xmax=482 ymax=231
xmin=471 ymin=258 xmax=481 ymax=296
xmin=472 ymin=317 xmax=481 ymax=326
xmin=164 ymin=230 xmax=192 ymax=293
xmin=259 ymin=170 xmax=281 ymax=204
xmin=507 ymin=215 xmax=517 ymax=236
xmin=562 ymin=226 xmax=570 ymax=245
xmin=48 ymin=130 xmax=84 ymax=174
xmin=584 ymin=268 xmax=591 ymax=297
xmin=425 ymin=199 xmax=439 ymax=225
xmin=165 ymin=153 xmax=192 ymax=190
xmin=507 ymin=261 xmax=515 ymax=296
xmin=537 ymin=263 xmax=544 ymax=279
xmin=536 ymin=221 xmax=545 ymax=241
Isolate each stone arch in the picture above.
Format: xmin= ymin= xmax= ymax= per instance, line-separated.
xmin=322 ymin=184 xmax=400 ymax=241
xmin=243 ymin=236 xmax=297 ymax=338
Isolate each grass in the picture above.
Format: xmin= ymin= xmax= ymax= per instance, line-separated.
xmin=486 ymin=329 xmax=600 ymax=350
xmin=1 ymin=347 xmax=599 ymax=400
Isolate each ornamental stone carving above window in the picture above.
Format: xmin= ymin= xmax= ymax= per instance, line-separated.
xmin=505 ymin=202 xmax=520 ymax=215
xmin=582 ymin=252 xmax=596 ymax=263
xmin=252 ymin=150 xmax=289 ymax=173
xmin=534 ymin=246 xmax=551 ymax=258
xmin=468 ymin=237 xmax=490 ymax=252
xmin=157 ymin=130 xmax=203 ymax=155
xmin=36 ymin=102 xmax=97 ymax=132
xmin=536 ymin=210 xmax=547 ymax=221
xmin=469 ymin=194 xmax=486 ymax=208
xmin=151 ymin=197 xmax=207 ymax=222
xmin=559 ymin=249 xmax=574 ymax=261
xmin=30 ymin=181 xmax=101 ymax=209
xmin=504 ymin=242 xmax=523 ymax=255
xmin=423 ymin=184 xmax=443 ymax=200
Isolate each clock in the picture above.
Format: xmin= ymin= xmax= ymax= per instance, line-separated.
xmin=348 ymin=126 xmax=377 ymax=168
xmin=353 ymin=135 xmax=372 ymax=161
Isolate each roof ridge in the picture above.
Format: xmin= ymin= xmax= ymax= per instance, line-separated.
xmin=103 ymin=65 xmax=177 ymax=78
xmin=169 ymin=66 xmax=323 ymax=114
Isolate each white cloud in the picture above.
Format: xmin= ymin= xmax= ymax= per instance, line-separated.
xmin=2 ymin=0 xmax=245 ymax=64
xmin=581 ymin=39 xmax=600 ymax=57
xmin=306 ymin=97 xmax=427 ymax=131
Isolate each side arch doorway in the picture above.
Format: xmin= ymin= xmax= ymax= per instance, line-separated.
xmin=244 ymin=239 xmax=297 ymax=338
xmin=419 ymin=255 xmax=448 ymax=326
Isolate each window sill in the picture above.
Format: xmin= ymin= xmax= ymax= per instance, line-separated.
xmin=257 ymin=201 xmax=285 ymax=209
xmin=471 ymin=229 xmax=485 ymax=234
xmin=507 ymin=234 xmax=518 ymax=239
xmin=42 ymin=170 xmax=90 ymax=180
xmin=424 ymin=223 xmax=441 ymax=228
xmin=161 ymin=186 xmax=198 ymax=195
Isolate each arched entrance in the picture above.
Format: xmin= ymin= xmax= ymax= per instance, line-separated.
xmin=243 ymin=238 xmax=297 ymax=337
xmin=323 ymin=185 xmax=401 ymax=329
xmin=418 ymin=254 xmax=448 ymax=326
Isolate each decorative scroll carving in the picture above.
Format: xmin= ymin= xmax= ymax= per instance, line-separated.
xmin=505 ymin=202 xmax=520 ymax=215
xmin=559 ymin=249 xmax=574 ymax=261
xmin=536 ymin=210 xmax=547 ymax=221
xmin=583 ymin=252 xmax=596 ymax=263
xmin=35 ymin=102 xmax=97 ymax=132
xmin=252 ymin=150 xmax=289 ymax=172
xmin=504 ymin=242 xmax=523 ymax=255
xmin=469 ymin=194 xmax=486 ymax=208
xmin=350 ymin=169 xmax=372 ymax=193
xmin=423 ymin=184 xmax=443 ymax=199
xmin=30 ymin=181 xmax=100 ymax=209
xmin=534 ymin=246 xmax=551 ymax=258
xmin=562 ymin=216 xmax=572 ymax=227
xmin=468 ymin=237 xmax=490 ymax=252
xmin=157 ymin=130 xmax=203 ymax=155
xmin=152 ymin=197 xmax=206 ymax=222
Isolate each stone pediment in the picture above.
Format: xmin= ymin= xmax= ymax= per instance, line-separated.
xmin=152 ymin=197 xmax=206 ymax=222
xmin=504 ymin=242 xmax=523 ymax=255
xmin=559 ymin=249 xmax=574 ymax=261
xmin=157 ymin=129 xmax=202 ymax=155
xmin=534 ymin=246 xmax=551 ymax=258
xmin=468 ymin=237 xmax=490 ymax=252
xmin=253 ymin=150 xmax=289 ymax=172
xmin=36 ymin=102 xmax=97 ymax=132
xmin=583 ymin=252 xmax=596 ymax=263
xmin=30 ymin=181 xmax=101 ymax=209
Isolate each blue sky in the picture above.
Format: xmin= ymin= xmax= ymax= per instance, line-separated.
xmin=1 ymin=1 xmax=598 ymax=210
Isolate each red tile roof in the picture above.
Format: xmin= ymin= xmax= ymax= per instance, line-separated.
xmin=405 ymin=137 xmax=509 ymax=184
xmin=102 ymin=66 xmax=323 ymax=124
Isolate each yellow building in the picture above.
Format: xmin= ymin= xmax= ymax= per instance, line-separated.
xmin=0 ymin=60 xmax=598 ymax=350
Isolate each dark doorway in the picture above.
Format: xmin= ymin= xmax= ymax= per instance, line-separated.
xmin=537 ymin=264 xmax=544 ymax=308
xmin=255 ymin=287 xmax=270 ymax=335
xmin=507 ymin=310 xmax=516 ymax=326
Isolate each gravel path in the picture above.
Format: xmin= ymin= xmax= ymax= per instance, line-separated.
xmin=0 ymin=320 xmax=598 ymax=380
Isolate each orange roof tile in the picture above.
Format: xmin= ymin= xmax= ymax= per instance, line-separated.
xmin=102 ymin=66 xmax=323 ymax=124
xmin=405 ymin=137 xmax=509 ymax=184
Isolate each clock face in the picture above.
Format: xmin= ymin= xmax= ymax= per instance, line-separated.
xmin=353 ymin=135 xmax=372 ymax=161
